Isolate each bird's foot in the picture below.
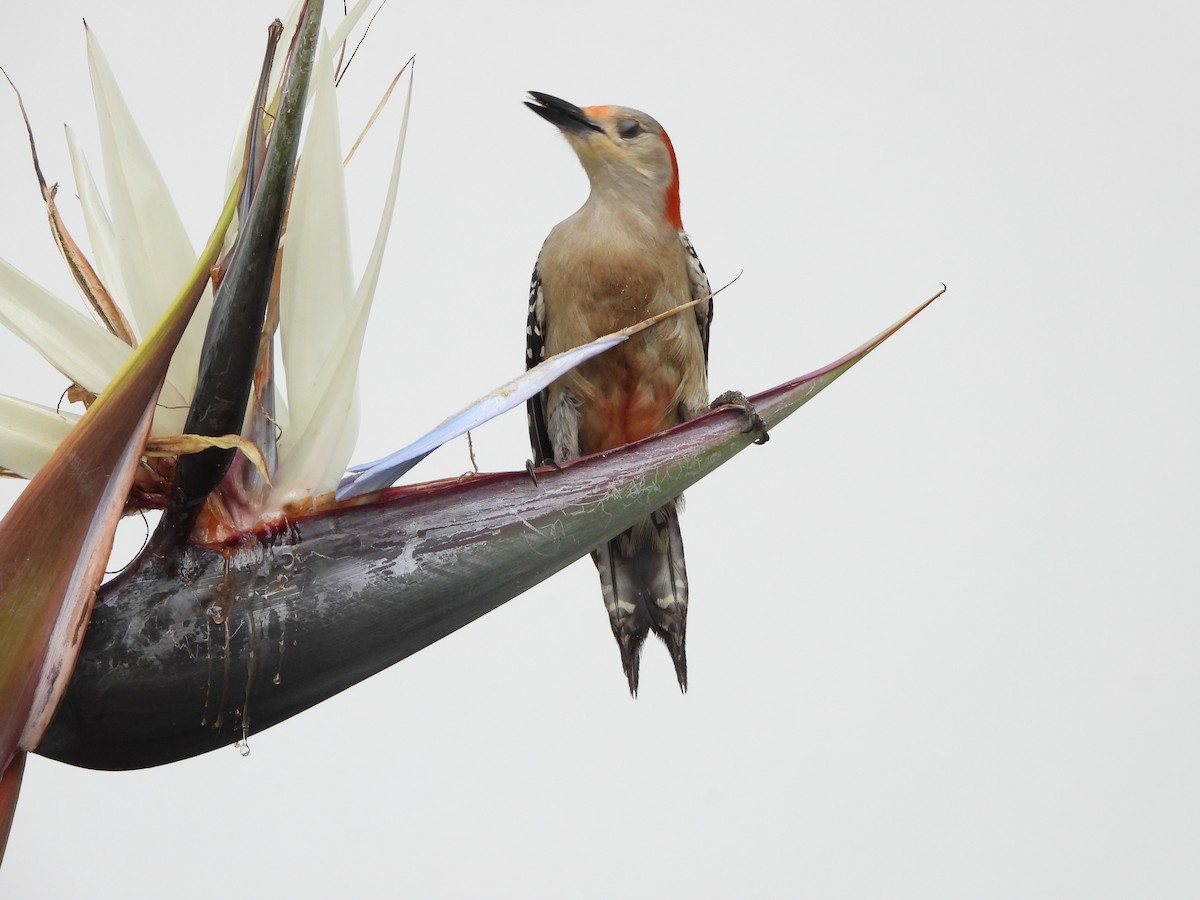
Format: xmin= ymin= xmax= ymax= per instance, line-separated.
xmin=710 ymin=390 xmax=769 ymax=445
xmin=524 ymin=457 xmax=563 ymax=486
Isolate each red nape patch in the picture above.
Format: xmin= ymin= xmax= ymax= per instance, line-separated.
xmin=658 ymin=128 xmax=683 ymax=230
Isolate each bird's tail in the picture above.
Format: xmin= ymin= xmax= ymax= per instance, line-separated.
xmin=593 ymin=501 xmax=689 ymax=696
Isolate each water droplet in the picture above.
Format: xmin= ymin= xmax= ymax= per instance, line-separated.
xmin=234 ymin=723 xmax=251 ymax=757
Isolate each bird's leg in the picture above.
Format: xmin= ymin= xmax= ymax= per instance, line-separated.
xmin=710 ymin=390 xmax=770 ymax=445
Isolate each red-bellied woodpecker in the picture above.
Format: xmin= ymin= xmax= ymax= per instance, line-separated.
xmin=524 ymin=92 xmax=726 ymax=695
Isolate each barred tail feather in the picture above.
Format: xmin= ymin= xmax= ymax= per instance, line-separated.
xmin=650 ymin=506 xmax=689 ymax=691
xmin=594 ymin=542 xmax=651 ymax=696
xmin=593 ymin=501 xmax=689 ymax=696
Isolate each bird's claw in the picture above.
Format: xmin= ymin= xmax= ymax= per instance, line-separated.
xmin=524 ymin=457 xmax=563 ymax=486
xmin=710 ymin=390 xmax=769 ymax=444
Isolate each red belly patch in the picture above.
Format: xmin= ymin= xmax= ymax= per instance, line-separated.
xmin=580 ymin=364 xmax=678 ymax=453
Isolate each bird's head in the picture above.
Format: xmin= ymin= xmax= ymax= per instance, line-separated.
xmin=526 ymin=91 xmax=683 ymax=229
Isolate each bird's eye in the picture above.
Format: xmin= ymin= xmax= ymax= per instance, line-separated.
xmin=617 ymin=119 xmax=644 ymax=139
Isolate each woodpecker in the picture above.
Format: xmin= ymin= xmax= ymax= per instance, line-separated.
xmin=524 ymin=92 xmax=715 ymax=696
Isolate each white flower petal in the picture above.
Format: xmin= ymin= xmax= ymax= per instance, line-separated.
xmin=0 ymin=395 xmax=79 ymax=478
xmin=347 ymin=69 xmax=413 ymax=332
xmin=0 ymin=257 xmax=129 ymax=393
xmin=221 ymin=0 xmax=303 ymax=221
xmin=271 ymin=300 xmax=368 ymax=505
xmin=270 ymin=0 xmax=374 ymax=92
xmin=222 ymin=0 xmax=377 ymax=253
xmin=86 ymin=26 xmax=209 ymax=434
xmin=86 ymin=26 xmax=192 ymax=335
xmin=273 ymin=59 xmax=413 ymax=503
xmin=64 ymin=126 xmax=130 ymax=322
xmin=330 ymin=0 xmax=375 ymax=53
xmin=253 ymin=0 xmax=374 ymax=132
xmin=275 ymin=37 xmax=354 ymax=463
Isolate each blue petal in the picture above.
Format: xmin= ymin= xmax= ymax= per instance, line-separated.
xmin=336 ymin=334 xmax=627 ymax=499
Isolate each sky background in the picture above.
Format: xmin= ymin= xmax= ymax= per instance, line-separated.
xmin=0 ymin=0 xmax=1197 ymax=896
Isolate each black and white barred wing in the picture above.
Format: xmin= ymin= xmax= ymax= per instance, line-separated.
xmin=525 ymin=260 xmax=555 ymax=466
xmin=679 ymin=230 xmax=713 ymax=369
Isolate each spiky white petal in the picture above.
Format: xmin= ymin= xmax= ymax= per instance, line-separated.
xmin=0 ymin=395 xmax=80 ymax=478
xmin=330 ymin=0 xmax=376 ymax=55
xmin=3 ymin=6 xmax=407 ymax=507
xmin=86 ymin=27 xmax=210 ymax=434
xmin=0 ymin=257 xmax=130 ymax=393
xmin=279 ymin=36 xmax=355 ymax=444
xmin=273 ymin=53 xmax=412 ymax=503
xmin=64 ymin=126 xmax=129 ymax=322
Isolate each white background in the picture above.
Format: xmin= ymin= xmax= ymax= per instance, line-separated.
xmin=1 ymin=1 xmax=1197 ymax=896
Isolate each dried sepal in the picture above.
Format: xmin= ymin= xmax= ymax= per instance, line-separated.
xmin=1 ymin=67 xmax=134 ymax=345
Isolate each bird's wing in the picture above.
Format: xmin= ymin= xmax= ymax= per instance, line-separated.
xmin=679 ymin=230 xmax=713 ymax=370
xmin=525 ymin=259 xmax=555 ymax=464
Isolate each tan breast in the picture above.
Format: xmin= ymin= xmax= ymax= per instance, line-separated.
xmin=538 ymin=206 xmax=708 ymax=455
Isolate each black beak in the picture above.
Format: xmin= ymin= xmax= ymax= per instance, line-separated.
xmin=525 ymin=91 xmax=604 ymax=136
